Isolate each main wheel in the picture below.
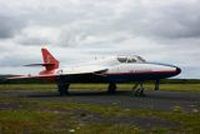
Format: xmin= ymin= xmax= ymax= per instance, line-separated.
xmin=107 ymin=83 xmax=117 ymax=94
xmin=58 ymin=83 xmax=69 ymax=96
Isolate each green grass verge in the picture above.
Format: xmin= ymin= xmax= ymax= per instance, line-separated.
xmin=0 ymin=83 xmax=200 ymax=92
xmin=0 ymin=98 xmax=199 ymax=133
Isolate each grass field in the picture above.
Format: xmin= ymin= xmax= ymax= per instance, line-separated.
xmin=0 ymin=83 xmax=200 ymax=92
xmin=0 ymin=96 xmax=199 ymax=134
xmin=0 ymin=83 xmax=199 ymax=133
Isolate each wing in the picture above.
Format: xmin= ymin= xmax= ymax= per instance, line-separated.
xmin=6 ymin=74 xmax=58 ymax=83
xmin=6 ymin=67 xmax=108 ymax=81
xmin=6 ymin=74 xmax=57 ymax=80
xmin=62 ymin=65 xmax=108 ymax=75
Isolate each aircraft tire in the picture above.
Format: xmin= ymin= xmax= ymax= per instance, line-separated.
xmin=58 ymin=83 xmax=69 ymax=96
xmin=108 ymin=83 xmax=117 ymax=94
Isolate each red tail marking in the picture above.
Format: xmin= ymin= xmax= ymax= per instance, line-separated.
xmin=41 ymin=48 xmax=59 ymax=71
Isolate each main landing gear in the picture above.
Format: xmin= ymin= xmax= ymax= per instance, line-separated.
xmin=57 ymin=76 xmax=70 ymax=96
xmin=107 ymin=83 xmax=117 ymax=94
xmin=57 ymin=83 xmax=70 ymax=96
xmin=154 ymin=80 xmax=160 ymax=91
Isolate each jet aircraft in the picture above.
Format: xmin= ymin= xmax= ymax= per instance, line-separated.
xmin=8 ymin=48 xmax=181 ymax=96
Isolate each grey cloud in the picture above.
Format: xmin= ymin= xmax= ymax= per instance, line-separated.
xmin=1 ymin=0 xmax=200 ymax=42
xmin=16 ymin=35 xmax=52 ymax=46
xmin=0 ymin=0 xmax=127 ymax=46
xmin=0 ymin=53 xmax=40 ymax=67
xmin=146 ymin=4 xmax=200 ymax=39
xmin=0 ymin=15 xmax=26 ymax=39
xmin=118 ymin=1 xmax=200 ymax=39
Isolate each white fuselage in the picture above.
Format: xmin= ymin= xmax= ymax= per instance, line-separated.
xmin=55 ymin=56 xmax=181 ymax=83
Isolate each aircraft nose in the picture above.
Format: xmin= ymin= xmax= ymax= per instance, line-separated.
xmin=175 ymin=67 xmax=181 ymax=75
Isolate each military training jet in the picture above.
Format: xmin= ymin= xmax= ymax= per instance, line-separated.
xmin=8 ymin=48 xmax=181 ymax=96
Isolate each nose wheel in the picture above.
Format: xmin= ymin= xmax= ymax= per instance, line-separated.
xmin=132 ymin=82 xmax=145 ymax=96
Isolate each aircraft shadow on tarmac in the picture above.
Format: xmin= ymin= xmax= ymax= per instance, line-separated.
xmin=28 ymin=90 xmax=131 ymax=98
xmin=27 ymin=90 xmax=200 ymax=102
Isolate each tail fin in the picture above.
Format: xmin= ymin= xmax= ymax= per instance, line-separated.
xmin=41 ymin=48 xmax=59 ymax=71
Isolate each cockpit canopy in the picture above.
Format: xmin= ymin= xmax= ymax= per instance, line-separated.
xmin=117 ymin=55 xmax=146 ymax=63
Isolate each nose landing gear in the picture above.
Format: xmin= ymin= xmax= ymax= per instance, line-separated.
xmin=132 ymin=82 xmax=145 ymax=96
xmin=132 ymin=80 xmax=160 ymax=97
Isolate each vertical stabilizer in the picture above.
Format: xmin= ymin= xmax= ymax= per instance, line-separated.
xmin=41 ymin=48 xmax=59 ymax=71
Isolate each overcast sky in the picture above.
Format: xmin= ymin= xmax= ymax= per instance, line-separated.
xmin=0 ymin=0 xmax=199 ymax=78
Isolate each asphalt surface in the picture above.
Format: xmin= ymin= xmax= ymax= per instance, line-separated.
xmin=1 ymin=89 xmax=199 ymax=112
